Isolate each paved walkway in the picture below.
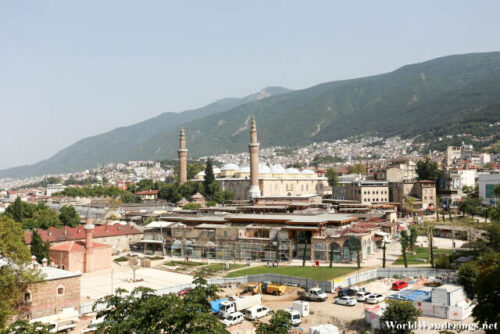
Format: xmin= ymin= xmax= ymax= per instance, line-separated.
xmin=80 ymin=262 xmax=193 ymax=302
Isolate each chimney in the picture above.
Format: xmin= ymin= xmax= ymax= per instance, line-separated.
xmin=42 ymin=258 xmax=48 ymax=267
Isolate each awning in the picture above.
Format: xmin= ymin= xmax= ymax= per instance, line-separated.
xmin=137 ymin=240 xmax=163 ymax=244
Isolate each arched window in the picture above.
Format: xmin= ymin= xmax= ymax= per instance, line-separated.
xmin=329 ymin=242 xmax=342 ymax=263
xmin=313 ymin=242 xmax=326 ymax=261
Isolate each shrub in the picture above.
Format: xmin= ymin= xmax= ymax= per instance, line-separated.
xmin=183 ymin=203 xmax=201 ymax=210
xmin=435 ymin=254 xmax=451 ymax=269
xmin=114 ymin=256 xmax=129 ymax=262
xmin=206 ymin=200 xmax=217 ymax=207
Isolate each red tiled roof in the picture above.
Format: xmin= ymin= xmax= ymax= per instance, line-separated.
xmin=50 ymin=240 xmax=110 ymax=252
xmin=25 ymin=223 xmax=142 ymax=244
xmin=135 ymin=190 xmax=159 ymax=195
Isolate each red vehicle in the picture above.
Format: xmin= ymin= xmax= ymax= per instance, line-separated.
xmin=177 ymin=287 xmax=193 ymax=296
xmin=392 ymin=280 xmax=408 ymax=291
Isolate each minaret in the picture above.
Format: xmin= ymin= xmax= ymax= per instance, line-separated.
xmin=178 ymin=128 xmax=188 ymax=184
xmin=84 ymin=219 xmax=94 ymax=273
xmin=248 ymin=117 xmax=261 ymax=199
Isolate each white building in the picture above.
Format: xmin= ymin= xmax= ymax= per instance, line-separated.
xmin=478 ymin=172 xmax=499 ymax=205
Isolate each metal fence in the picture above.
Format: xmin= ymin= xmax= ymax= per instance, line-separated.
xmin=79 ymin=268 xmax=454 ymax=315
xmin=335 ymin=268 xmax=454 ymax=288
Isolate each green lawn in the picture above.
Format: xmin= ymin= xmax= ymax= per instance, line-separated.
xmin=164 ymin=260 xmax=205 ymax=267
xmin=204 ymin=263 xmax=248 ymax=271
xmin=393 ymin=247 xmax=453 ymax=265
xmin=224 ymin=265 xmax=358 ymax=281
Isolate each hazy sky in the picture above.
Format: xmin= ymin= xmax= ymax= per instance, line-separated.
xmin=1 ymin=1 xmax=499 ymax=170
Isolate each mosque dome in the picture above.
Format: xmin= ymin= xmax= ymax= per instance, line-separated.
xmin=221 ymin=163 xmax=240 ymax=171
xmin=301 ymin=169 xmax=316 ymax=174
xmin=259 ymin=164 xmax=272 ymax=174
xmin=196 ymin=171 xmax=205 ymax=177
xmin=285 ymin=167 xmax=300 ymax=174
xmin=240 ymin=166 xmax=250 ymax=173
xmin=270 ymin=164 xmax=286 ymax=173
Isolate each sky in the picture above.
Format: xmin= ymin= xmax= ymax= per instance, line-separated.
xmin=1 ymin=1 xmax=499 ymax=170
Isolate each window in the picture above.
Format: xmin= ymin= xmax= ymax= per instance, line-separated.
xmin=57 ymin=286 xmax=64 ymax=296
xmin=24 ymin=292 xmax=31 ymax=302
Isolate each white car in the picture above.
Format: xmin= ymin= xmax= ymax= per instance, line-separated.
xmin=334 ymin=296 xmax=357 ymax=306
xmin=366 ymin=294 xmax=385 ymax=304
xmin=356 ymin=291 xmax=372 ymax=302
xmin=222 ymin=312 xmax=244 ymax=326
xmin=244 ymin=305 xmax=269 ymax=320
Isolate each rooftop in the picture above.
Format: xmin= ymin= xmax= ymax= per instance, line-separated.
xmin=25 ymin=223 xmax=142 ymax=244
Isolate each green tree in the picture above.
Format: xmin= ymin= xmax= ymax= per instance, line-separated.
xmin=0 ymin=320 xmax=52 ymax=334
xmin=158 ymin=183 xmax=182 ymax=203
xmin=382 ymin=242 xmax=386 ymax=268
xmin=0 ymin=216 xmax=42 ymax=328
xmin=485 ymin=220 xmax=500 ymax=252
xmin=302 ymin=238 xmax=308 ymax=267
xmin=416 ymin=157 xmax=442 ymax=192
xmin=59 ymin=205 xmax=81 ymax=227
xmin=347 ymin=163 xmax=367 ymax=175
xmin=459 ymin=197 xmax=482 ymax=217
xmin=120 ymin=191 xmax=142 ymax=204
xmin=424 ymin=221 xmax=435 ymax=267
xmin=94 ymin=276 xmax=228 ymax=334
xmin=472 ymin=256 xmax=500 ymax=333
xmin=400 ymin=230 xmax=409 ymax=268
xmin=9 ymin=197 xmax=24 ymax=224
xmin=381 ymin=300 xmax=421 ymax=334
xmin=347 ymin=236 xmax=361 ymax=269
xmin=409 ymin=226 xmax=418 ymax=251
xmin=30 ymin=230 xmax=50 ymax=264
xmin=326 ymin=168 xmax=339 ymax=198
xmin=457 ymin=262 xmax=479 ymax=298
xmin=254 ymin=310 xmax=291 ymax=334
xmin=203 ymin=159 xmax=216 ymax=199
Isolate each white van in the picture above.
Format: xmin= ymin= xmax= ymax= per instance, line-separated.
xmin=222 ymin=312 xmax=244 ymax=326
xmin=244 ymin=305 xmax=269 ymax=320
xmin=290 ymin=310 xmax=302 ymax=326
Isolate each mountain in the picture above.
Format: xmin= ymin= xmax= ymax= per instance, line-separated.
xmin=0 ymin=87 xmax=291 ymax=178
xmin=137 ymin=52 xmax=500 ymax=159
xmin=2 ymin=52 xmax=500 ymax=178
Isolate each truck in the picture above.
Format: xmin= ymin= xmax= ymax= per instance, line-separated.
xmin=245 ymin=281 xmax=286 ymax=296
xmin=219 ymin=294 xmax=262 ymax=319
xmin=210 ymin=298 xmax=227 ymax=314
xmin=298 ymin=287 xmax=328 ymax=302
xmin=289 ymin=310 xmax=302 ymax=327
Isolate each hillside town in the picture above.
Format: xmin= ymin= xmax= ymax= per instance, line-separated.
xmin=0 ymin=117 xmax=499 ymax=333
xmin=2 ymin=2 xmax=500 ymax=333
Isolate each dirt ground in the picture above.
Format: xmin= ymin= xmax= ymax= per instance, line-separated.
xmin=219 ymin=278 xmax=480 ymax=334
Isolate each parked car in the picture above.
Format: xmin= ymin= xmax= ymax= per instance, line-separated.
xmin=337 ymin=288 xmax=357 ymax=297
xmin=356 ymin=291 xmax=372 ymax=302
xmin=244 ymin=305 xmax=269 ymax=320
xmin=366 ymin=294 xmax=385 ymax=304
xmin=222 ymin=312 xmax=244 ymax=327
xmin=392 ymin=281 xmax=408 ymax=291
xmin=177 ymin=287 xmax=193 ymax=296
xmin=334 ymin=296 xmax=357 ymax=306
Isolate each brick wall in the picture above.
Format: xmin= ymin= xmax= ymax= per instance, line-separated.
xmin=25 ymin=276 xmax=81 ymax=319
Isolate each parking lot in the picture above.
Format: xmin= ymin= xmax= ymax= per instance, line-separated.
xmin=218 ymin=277 xmax=478 ymax=334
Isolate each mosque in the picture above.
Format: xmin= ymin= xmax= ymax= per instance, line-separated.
xmin=179 ymin=117 xmax=329 ymax=200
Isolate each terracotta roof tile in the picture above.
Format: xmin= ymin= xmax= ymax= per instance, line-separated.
xmin=25 ymin=223 xmax=141 ymax=244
